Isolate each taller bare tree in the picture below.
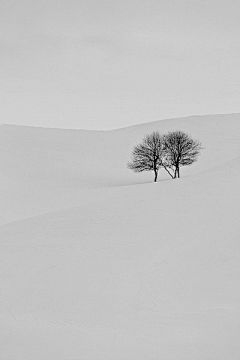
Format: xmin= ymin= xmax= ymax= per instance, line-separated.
xmin=127 ymin=132 xmax=164 ymax=182
xmin=162 ymin=130 xmax=203 ymax=179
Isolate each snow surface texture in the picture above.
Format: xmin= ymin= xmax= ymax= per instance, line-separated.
xmin=1 ymin=114 xmax=240 ymax=359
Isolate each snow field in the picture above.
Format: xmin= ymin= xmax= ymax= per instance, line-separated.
xmin=1 ymin=114 xmax=240 ymax=359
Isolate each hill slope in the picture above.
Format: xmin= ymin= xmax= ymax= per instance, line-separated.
xmin=1 ymin=114 xmax=240 ymax=359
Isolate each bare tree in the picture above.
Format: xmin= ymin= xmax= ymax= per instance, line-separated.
xmin=162 ymin=130 xmax=203 ymax=179
xmin=127 ymin=132 xmax=164 ymax=182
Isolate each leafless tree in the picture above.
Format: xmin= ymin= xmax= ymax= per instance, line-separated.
xmin=162 ymin=130 xmax=203 ymax=179
xmin=127 ymin=132 xmax=164 ymax=182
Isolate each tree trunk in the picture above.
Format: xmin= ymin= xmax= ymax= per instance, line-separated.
xmin=154 ymin=170 xmax=158 ymax=182
xmin=163 ymin=165 xmax=174 ymax=179
xmin=173 ymin=167 xmax=177 ymax=179
xmin=177 ymin=167 xmax=180 ymax=178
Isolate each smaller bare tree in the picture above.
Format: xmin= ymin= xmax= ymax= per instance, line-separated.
xmin=127 ymin=132 xmax=164 ymax=182
xmin=162 ymin=130 xmax=203 ymax=179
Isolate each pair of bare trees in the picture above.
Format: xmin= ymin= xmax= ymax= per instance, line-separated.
xmin=128 ymin=130 xmax=202 ymax=182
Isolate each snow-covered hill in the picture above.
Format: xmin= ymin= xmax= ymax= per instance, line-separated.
xmin=1 ymin=114 xmax=240 ymax=359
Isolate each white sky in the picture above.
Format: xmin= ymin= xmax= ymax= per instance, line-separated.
xmin=1 ymin=0 xmax=240 ymax=130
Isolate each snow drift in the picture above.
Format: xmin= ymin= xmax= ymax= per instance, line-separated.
xmin=1 ymin=114 xmax=240 ymax=359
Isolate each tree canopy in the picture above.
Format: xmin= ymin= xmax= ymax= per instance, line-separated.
xmin=163 ymin=131 xmax=203 ymax=178
xmin=127 ymin=132 xmax=164 ymax=182
xmin=128 ymin=130 xmax=203 ymax=181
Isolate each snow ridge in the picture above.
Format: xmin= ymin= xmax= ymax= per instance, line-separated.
xmin=1 ymin=114 xmax=240 ymax=360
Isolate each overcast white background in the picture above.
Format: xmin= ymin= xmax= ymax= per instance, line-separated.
xmin=1 ymin=0 xmax=240 ymax=130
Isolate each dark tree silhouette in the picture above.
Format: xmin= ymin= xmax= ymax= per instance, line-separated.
xmin=127 ymin=132 xmax=164 ymax=182
xmin=162 ymin=130 xmax=203 ymax=179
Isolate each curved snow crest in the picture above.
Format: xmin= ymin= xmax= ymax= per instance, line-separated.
xmin=0 ymin=113 xmax=240 ymax=224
